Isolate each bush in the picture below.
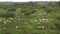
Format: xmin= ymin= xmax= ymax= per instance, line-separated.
xmin=5 ymin=11 xmax=15 ymax=18
xmin=54 ymin=22 xmax=60 ymax=30
xmin=56 ymin=16 xmax=60 ymax=20
xmin=0 ymin=9 xmax=7 ymax=17
xmin=21 ymin=9 xmax=37 ymax=15
xmin=0 ymin=8 xmax=15 ymax=18
xmin=8 ymin=7 xmax=16 ymax=12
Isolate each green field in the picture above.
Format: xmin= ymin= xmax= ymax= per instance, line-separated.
xmin=0 ymin=1 xmax=60 ymax=34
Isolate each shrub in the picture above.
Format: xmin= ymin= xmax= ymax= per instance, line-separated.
xmin=21 ymin=9 xmax=37 ymax=15
xmin=8 ymin=7 xmax=16 ymax=12
xmin=5 ymin=11 xmax=15 ymax=18
xmin=54 ymin=22 xmax=60 ymax=30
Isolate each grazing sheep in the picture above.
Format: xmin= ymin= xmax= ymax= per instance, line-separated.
xmin=18 ymin=18 xmax=20 ymax=21
xmin=37 ymin=26 xmax=45 ymax=29
xmin=43 ymin=12 xmax=48 ymax=15
xmin=3 ymin=27 xmax=6 ymax=29
xmin=9 ymin=18 xmax=14 ymax=20
xmin=41 ymin=19 xmax=49 ymax=23
xmin=32 ymin=14 xmax=36 ymax=15
xmin=20 ymin=19 xmax=25 ymax=21
xmin=30 ymin=20 xmax=34 ymax=23
xmin=37 ymin=23 xmax=41 ymax=25
xmin=25 ymin=23 xmax=28 ymax=25
xmin=50 ymin=19 xmax=53 ymax=22
xmin=8 ymin=20 xmax=11 ymax=23
xmin=3 ymin=21 xmax=7 ymax=24
xmin=13 ymin=20 xmax=17 ymax=22
xmin=35 ymin=20 xmax=37 ymax=22
xmin=41 ymin=16 xmax=45 ymax=18
xmin=0 ymin=19 xmax=3 ymax=22
xmin=16 ymin=26 xmax=19 ymax=29
xmin=39 ymin=20 xmax=42 ymax=22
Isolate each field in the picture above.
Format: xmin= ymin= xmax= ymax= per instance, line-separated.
xmin=0 ymin=1 xmax=60 ymax=34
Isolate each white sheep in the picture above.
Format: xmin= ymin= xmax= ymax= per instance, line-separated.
xmin=35 ymin=20 xmax=37 ymax=22
xmin=3 ymin=21 xmax=6 ymax=24
xmin=25 ymin=23 xmax=28 ymax=25
xmin=3 ymin=27 xmax=6 ymax=29
xmin=16 ymin=26 xmax=19 ymax=29
xmin=37 ymin=26 xmax=45 ymax=29
xmin=41 ymin=19 xmax=49 ymax=22
xmin=37 ymin=23 xmax=41 ymax=25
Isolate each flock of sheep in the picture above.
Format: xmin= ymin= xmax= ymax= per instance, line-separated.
xmin=0 ymin=12 xmax=53 ymax=30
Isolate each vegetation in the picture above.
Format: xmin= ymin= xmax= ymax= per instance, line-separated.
xmin=0 ymin=1 xmax=60 ymax=34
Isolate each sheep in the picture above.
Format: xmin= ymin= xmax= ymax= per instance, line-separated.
xmin=3 ymin=27 xmax=6 ymax=29
xmin=50 ymin=19 xmax=53 ymax=21
xmin=25 ymin=23 xmax=28 ymax=25
xmin=34 ymin=20 xmax=37 ymax=22
xmin=37 ymin=26 xmax=45 ymax=29
xmin=41 ymin=19 xmax=49 ymax=23
xmin=9 ymin=18 xmax=14 ymax=20
xmin=3 ymin=21 xmax=7 ymax=24
xmin=8 ymin=20 xmax=11 ymax=24
xmin=16 ymin=26 xmax=19 ymax=29
xmin=39 ymin=20 xmax=42 ymax=22
xmin=30 ymin=19 xmax=34 ymax=23
xmin=37 ymin=23 xmax=41 ymax=25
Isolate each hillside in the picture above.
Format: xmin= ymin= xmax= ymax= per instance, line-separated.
xmin=0 ymin=1 xmax=60 ymax=34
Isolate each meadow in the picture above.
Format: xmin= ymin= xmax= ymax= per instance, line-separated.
xmin=0 ymin=1 xmax=60 ymax=34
